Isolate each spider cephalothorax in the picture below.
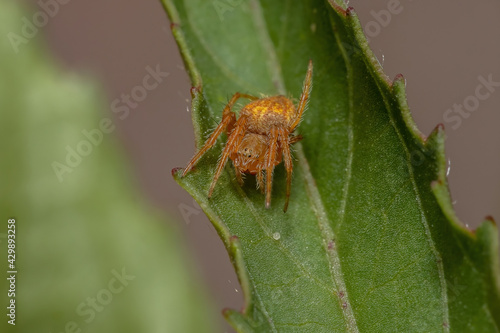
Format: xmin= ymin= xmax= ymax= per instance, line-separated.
xmin=182 ymin=60 xmax=313 ymax=212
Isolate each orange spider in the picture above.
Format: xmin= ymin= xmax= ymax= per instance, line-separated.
xmin=182 ymin=60 xmax=313 ymax=212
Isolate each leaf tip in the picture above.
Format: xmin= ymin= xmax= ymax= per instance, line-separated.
xmin=485 ymin=215 xmax=497 ymax=227
xmin=171 ymin=167 xmax=183 ymax=178
xmin=327 ymin=0 xmax=348 ymax=16
xmin=393 ymin=73 xmax=405 ymax=85
xmin=190 ymin=85 xmax=202 ymax=96
xmin=222 ymin=307 xmax=232 ymax=318
xmin=427 ymin=122 xmax=446 ymax=141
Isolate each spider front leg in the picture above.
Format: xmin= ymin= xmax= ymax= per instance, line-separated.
xmin=256 ymin=170 xmax=265 ymax=194
xmin=208 ymin=116 xmax=249 ymax=197
xmin=290 ymin=60 xmax=313 ymax=131
xmin=278 ymin=129 xmax=293 ymax=212
xmin=265 ymin=127 xmax=279 ymax=209
xmin=290 ymin=134 xmax=303 ymax=144
xmin=182 ymin=92 xmax=258 ymax=177
xmin=235 ymin=168 xmax=244 ymax=186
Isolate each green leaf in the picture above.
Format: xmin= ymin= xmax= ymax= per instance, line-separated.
xmin=162 ymin=0 xmax=500 ymax=332
xmin=0 ymin=1 xmax=217 ymax=332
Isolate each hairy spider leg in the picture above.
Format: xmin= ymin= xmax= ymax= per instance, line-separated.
xmin=256 ymin=170 xmax=264 ymax=194
xmin=182 ymin=92 xmax=259 ymax=177
xmin=263 ymin=131 xmax=300 ymax=210
xmin=265 ymin=128 xmax=280 ymax=208
xmin=208 ymin=116 xmax=249 ymax=197
xmin=278 ymin=128 xmax=293 ymax=212
xmin=289 ymin=134 xmax=303 ymax=144
xmin=290 ymin=60 xmax=313 ymax=131
xmin=235 ymin=168 xmax=244 ymax=186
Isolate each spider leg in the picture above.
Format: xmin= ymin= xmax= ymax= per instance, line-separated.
xmin=265 ymin=128 xmax=279 ymax=209
xmin=182 ymin=112 xmax=235 ymax=177
xmin=235 ymin=168 xmax=244 ymax=186
xmin=289 ymin=60 xmax=313 ymax=131
xmin=256 ymin=169 xmax=264 ymax=194
xmin=208 ymin=116 xmax=248 ymax=197
xmin=278 ymin=129 xmax=293 ymax=212
xmin=289 ymin=134 xmax=303 ymax=144
xmin=226 ymin=93 xmax=259 ymax=133
xmin=182 ymin=92 xmax=259 ymax=177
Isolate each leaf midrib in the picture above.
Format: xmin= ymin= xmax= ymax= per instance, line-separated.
xmin=182 ymin=0 xmax=353 ymax=328
xmin=248 ymin=0 xmax=360 ymax=331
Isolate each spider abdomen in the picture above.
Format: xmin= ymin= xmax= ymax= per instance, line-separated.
xmin=241 ymin=95 xmax=295 ymax=133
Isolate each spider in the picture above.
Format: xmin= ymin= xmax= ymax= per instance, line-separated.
xmin=182 ymin=60 xmax=313 ymax=212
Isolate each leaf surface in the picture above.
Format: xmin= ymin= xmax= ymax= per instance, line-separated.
xmin=162 ymin=0 xmax=500 ymax=331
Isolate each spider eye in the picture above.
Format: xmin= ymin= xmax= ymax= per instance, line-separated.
xmin=242 ymin=147 xmax=253 ymax=158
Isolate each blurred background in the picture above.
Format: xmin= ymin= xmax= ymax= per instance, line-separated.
xmin=1 ymin=0 xmax=499 ymax=332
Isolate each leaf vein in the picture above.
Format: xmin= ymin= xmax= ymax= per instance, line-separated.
xmin=246 ymin=2 xmax=359 ymax=331
xmin=297 ymin=148 xmax=360 ymax=333
xmin=232 ymin=178 xmax=336 ymax=294
xmin=366 ymin=65 xmax=450 ymax=332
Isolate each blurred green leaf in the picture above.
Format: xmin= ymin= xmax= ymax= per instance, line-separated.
xmin=0 ymin=1 xmax=217 ymax=332
xmin=162 ymin=0 xmax=500 ymax=331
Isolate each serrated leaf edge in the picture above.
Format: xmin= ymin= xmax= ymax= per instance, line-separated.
xmin=333 ymin=2 xmax=500 ymax=328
